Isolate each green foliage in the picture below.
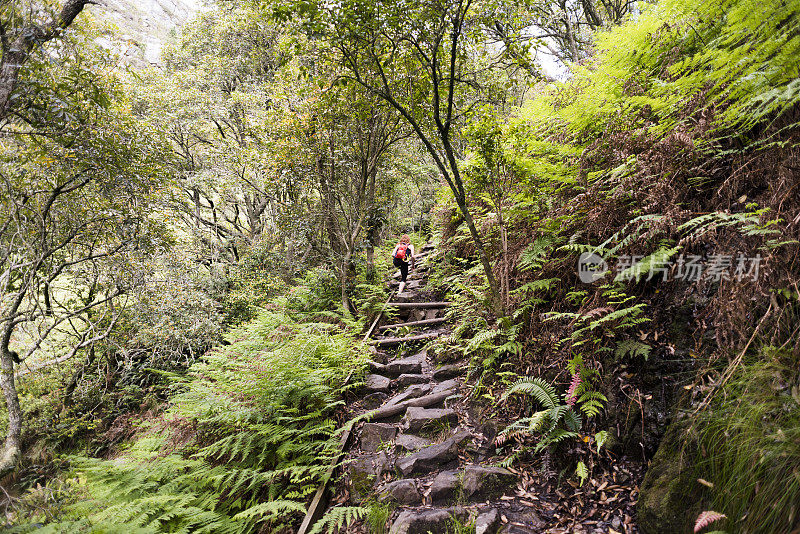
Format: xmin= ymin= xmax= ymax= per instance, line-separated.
xmin=499 ymin=377 xmax=581 ymax=455
xmin=594 ymin=430 xmax=609 ymax=452
xmin=615 ymin=339 xmax=652 ymax=361
xmin=287 ymin=267 xmax=343 ymax=315
xmin=693 ymin=349 xmax=800 ymax=533
xmin=518 ymin=236 xmax=563 ymax=273
xmin=502 ymin=376 xmax=559 ymax=406
xmin=575 ymin=461 xmax=589 ymax=486
xmin=12 ymin=308 xmax=368 ymax=532
xmin=309 ymin=506 xmax=368 ymax=534
xmin=365 ymin=501 xmax=392 ymax=534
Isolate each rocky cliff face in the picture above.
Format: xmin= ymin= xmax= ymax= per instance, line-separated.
xmin=94 ymin=0 xmax=204 ymax=65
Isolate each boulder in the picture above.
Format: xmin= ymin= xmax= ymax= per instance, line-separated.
xmin=396 ymin=430 xmax=471 ymax=476
xmin=432 ymin=364 xmax=466 ymax=380
xmin=428 ymin=470 xmax=461 ymax=503
xmin=395 ymin=434 xmax=432 ymax=452
xmin=397 ymin=374 xmax=428 ymax=387
xmin=475 ymin=508 xmax=500 ymax=534
xmin=378 ymin=479 xmax=422 ymax=505
xmin=365 ymin=374 xmax=391 ymax=393
xmin=385 ymin=384 xmax=432 ymax=407
xmin=462 ymin=465 xmax=516 ymax=500
xmin=389 ymin=507 xmax=465 ymax=534
xmin=360 ymin=423 xmax=397 ymax=452
xmin=403 ymin=407 xmax=458 ymax=433
xmin=637 ymin=420 xmax=702 ymax=533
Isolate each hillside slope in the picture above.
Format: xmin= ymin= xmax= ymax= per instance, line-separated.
xmin=95 ymin=0 xmax=205 ymax=65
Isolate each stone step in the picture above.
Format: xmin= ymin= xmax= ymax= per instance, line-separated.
xmin=348 ymin=451 xmax=393 ymax=502
xmin=432 ymin=363 xmax=467 ymax=380
xmin=378 ymin=317 xmax=448 ymax=332
xmin=385 ymin=301 xmax=451 ymax=309
xmin=389 ymin=507 xmax=466 ymax=534
xmin=362 ymin=392 xmax=388 ymax=409
xmin=403 ymin=407 xmax=459 ymax=433
xmin=475 ymin=509 xmax=501 ymax=534
xmin=395 ymin=433 xmax=433 ymax=452
xmin=396 ymin=374 xmax=429 ymax=387
xmin=463 ymin=465 xmax=517 ymax=500
xmin=359 ymin=423 xmax=397 ymax=452
xmin=426 ymin=466 xmax=517 ymax=505
xmin=432 ymin=378 xmax=461 ymax=394
xmin=385 ymin=355 xmax=425 ymax=375
xmin=377 ymin=479 xmax=422 ymax=505
xmin=428 ymin=470 xmax=460 ymax=503
xmin=385 ymin=384 xmax=432 ymax=407
xmin=395 ymin=430 xmax=472 ymax=476
xmin=364 ymin=374 xmax=391 ymax=393
xmin=391 ymin=270 xmax=426 ymax=280
xmin=424 ymin=309 xmax=441 ymax=321
xmin=367 ymin=389 xmax=457 ymax=421
xmin=369 ymin=356 xmax=424 ymax=376
xmin=373 ymin=331 xmax=442 ymax=347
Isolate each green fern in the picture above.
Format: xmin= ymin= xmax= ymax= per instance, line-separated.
xmin=615 ymin=339 xmax=652 ymax=361
xmin=517 ymin=236 xmax=563 ymax=272
xmin=502 ymin=377 xmax=559 ymax=406
xmin=19 ymin=309 xmax=369 ymax=533
xmin=499 ymin=377 xmax=584 ymax=455
xmin=577 ymin=391 xmax=608 ymax=417
xmin=309 ymin=506 xmax=368 ymax=534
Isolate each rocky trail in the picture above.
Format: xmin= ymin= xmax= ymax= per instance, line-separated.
xmin=303 ymin=244 xmax=643 ymax=534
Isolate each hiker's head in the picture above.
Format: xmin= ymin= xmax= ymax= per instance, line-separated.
xmin=400 ymin=235 xmax=411 ymax=244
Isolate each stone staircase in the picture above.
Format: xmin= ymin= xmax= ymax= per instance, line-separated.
xmin=345 ymin=243 xmax=522 ymax=534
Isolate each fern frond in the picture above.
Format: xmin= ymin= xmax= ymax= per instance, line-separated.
xmin=310 ymin=506 xmax=368 ymax=534
xmin=615 ymin=339 xmax=652 ymax=360
xmin=502 ymin=377 xmax=559 ymax=408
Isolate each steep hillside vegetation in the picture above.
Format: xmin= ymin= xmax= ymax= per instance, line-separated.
xmin=1 ymin=0 xmax=798 ymax=532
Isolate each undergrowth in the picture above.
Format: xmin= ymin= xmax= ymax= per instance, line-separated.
xmin=8 ymin=305 xmax=369 ymax=533
xmin=693 ymin=348 xmax=800 ymax=533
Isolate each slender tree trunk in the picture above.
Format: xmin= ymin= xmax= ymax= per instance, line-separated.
xmin=63 ymin=345 xmax=96 ymax=407
xmin=366 ymin=246 xmax=375 ymax=281
xmin=0 ymin=348 xmax=22 ymax=479
xmin=498 ymin=205 xmax=509 ymax=313
xmin=341 ymin=249 xmax=352 ymax=313
xmin=458 ymin=200 xmax=503 ymax=314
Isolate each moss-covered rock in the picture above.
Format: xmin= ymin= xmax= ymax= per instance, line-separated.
xmin=637 ymin=419 xmax=701 ymax=534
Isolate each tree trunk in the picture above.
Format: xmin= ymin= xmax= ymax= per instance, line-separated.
xmin=341 ymin=250 xmax=352 ymax=313
xmin=498 ymin=205 xmax=509 ymax=313
xmin=366 ymin=245 xmax=375 ymax=282
xmin=0 ymin=348 xmax=22 ymax=478
xmin=0 ymin=0 xmax=94 ymax=121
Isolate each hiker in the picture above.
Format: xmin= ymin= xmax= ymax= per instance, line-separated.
xmin=392 ymin=235 xmax=416 ymax=293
